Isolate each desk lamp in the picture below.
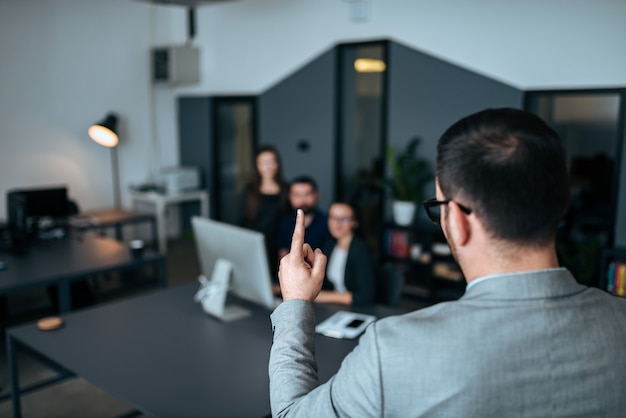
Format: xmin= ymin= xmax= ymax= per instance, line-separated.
xmin=88 ymin=113 xmax=121 ymax=208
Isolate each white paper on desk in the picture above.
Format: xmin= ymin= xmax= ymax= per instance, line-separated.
xmin=68 ymin=215 xmax=99 ymax=227
xmin=315 ymin=311 xmax=376 ymax=339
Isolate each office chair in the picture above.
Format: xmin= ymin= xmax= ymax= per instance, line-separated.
xmin=378 ymin=263 xmax=405 ymax=307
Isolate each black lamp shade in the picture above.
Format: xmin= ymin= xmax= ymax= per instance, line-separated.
xmin=88 ymin=113 xmax=119 ymax=148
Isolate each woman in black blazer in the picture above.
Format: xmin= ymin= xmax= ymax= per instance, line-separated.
xmin=317 ymin=201 xmax=376 ymax=306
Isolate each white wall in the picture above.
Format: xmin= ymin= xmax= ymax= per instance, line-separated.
xmin=193 ymin=0 xmax=626 ymax=93
xmin=1 ymin=0 xmax=625 ymax=222
xmin=0 ymin=0 xmax=184 ymax=218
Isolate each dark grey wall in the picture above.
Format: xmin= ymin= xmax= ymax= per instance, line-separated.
xmin=616 ymin=110 xmax=626 ymax=246
xmin=178 ymin=41 xmax=624 ymax=250
xmin=386 ymin=41 xmax=523 ymax=221
xmin=258 ymin=49 xmax=336 ymax=212
xmin=178 ymin=97 xmax=213 ymax=190
xmin=178 ymin=96 xmax=213 ymax=229
xmin=257 ymin=40 xmax=522 ymax=217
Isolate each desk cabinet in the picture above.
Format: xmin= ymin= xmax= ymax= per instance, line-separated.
xmin=130 ymin=190 xmax=209 ymax=253
xmin=383 ymin=222 xmax=465 ymax=301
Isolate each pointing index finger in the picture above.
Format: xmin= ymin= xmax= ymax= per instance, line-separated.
xmin=289 ymin=209 xmax=305 ymax=259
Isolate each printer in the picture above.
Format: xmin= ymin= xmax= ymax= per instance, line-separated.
xmin=159 ymin=166 xmax=200 ymax=195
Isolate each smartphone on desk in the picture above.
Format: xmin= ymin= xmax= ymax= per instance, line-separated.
xmin=315 ymin=311 xmax=376 ymax=339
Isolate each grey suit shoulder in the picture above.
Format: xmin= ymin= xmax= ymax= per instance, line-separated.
xmin=367 ymin=269 xmax=626 ymax=417
xmin=270 ymin=269 xmax=626 ymax=417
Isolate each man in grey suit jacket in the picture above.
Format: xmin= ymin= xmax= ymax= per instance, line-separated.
xmin=269 ymin=108 xmax=626 ymax=417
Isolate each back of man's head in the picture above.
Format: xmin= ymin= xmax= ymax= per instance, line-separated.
xmin=437 ymin=108 xmax=570 ymax=247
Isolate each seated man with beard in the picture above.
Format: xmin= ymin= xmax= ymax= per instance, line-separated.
xmin=277 ymin=175 xmax=330 ymax=260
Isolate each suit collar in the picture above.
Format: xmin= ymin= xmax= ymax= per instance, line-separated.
xmin=462 ymin=269 xmax=586 ymax=301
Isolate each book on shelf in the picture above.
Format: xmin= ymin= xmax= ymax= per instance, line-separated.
xmin=607 ymin=261 xmax=626 ymax=296
xmin=385 ymin=229 xmax=411 ymax=259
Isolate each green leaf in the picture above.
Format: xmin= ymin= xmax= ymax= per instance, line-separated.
xmin=383 ymin=136 xmax=433 ymax=203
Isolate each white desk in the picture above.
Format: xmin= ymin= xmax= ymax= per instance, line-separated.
xmin=130 ymin=190 xmax=209 ymax=253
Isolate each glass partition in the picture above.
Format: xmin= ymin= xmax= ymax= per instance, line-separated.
xmin=525 ymin=89 xmax=625 ymax=286
xmin=213 ymin=97 xmax=256 ymax=224
xmin=337 ymin=41 xmax=387 ymax=256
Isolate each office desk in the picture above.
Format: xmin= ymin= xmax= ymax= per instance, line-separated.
xmin=6 ymin=283 xmax=402 ymax=418
xmin=70 ymin=208 xmax=158 ymax=247
xmin=130 ymin=190 xmax=209 ymax=253
xmin=0 ymin=234 xmax=167 ymax=314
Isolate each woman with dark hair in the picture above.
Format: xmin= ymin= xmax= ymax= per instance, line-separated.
xmin=317 ymin=201 xmax=376 ymax=306
xmin=239 ymin=145 xmax=289 ymax=276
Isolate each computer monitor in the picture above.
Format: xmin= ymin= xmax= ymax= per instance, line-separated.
xmin=7 ymin=186 xmax=69 ymax=244
xmin=8 ymin=186 xmax=69 ymax=218
xmin=191 ymin=216 xmax=280 ymax=321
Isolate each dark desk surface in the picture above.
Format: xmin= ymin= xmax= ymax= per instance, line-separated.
xmin=0 ymin=234 xmax=166 ymax=313
xmin=7 ymin=283 xmax=404 ymax=417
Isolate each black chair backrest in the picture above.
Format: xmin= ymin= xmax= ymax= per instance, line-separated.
xmin=377 ymin=263 xmax=405 ymax=307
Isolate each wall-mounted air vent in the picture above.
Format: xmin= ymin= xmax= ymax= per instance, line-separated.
xmin=151 ymin=45 xmax=200 ymax=86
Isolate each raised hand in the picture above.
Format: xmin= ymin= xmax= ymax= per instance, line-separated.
xmin=278 ymin=209 xmax=327 ymax=302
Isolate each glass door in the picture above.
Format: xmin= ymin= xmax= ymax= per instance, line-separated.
xmin=525 ymin=89 xmax=625 ymax=286
xmin=212 ymin=97 xmax=257 ymax=224
xmin=336 ymin=41 xmax=388 ymax=256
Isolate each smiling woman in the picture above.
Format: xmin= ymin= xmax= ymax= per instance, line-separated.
xmin=317 ymin=201 xmax=376 ymax=306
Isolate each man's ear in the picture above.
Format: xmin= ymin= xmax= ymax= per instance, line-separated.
xmin=447 ymin=201 xmax=470 ymax=246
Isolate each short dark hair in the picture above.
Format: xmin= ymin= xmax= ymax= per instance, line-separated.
xmin=290 ymin=175 xmax=318 ymax=192
xmin=437 ymin=108 xmax=570 ymax=246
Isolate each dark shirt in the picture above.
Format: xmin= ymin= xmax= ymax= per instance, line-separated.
xmin=239 ymin=187 xmax=287 ymax=277
xmin=321 ymin=236 xmax=376 ymax=306
xmin=278 ymin=210 xmax=330 ymax=254
xmin=240 ymin=193 xmax=283 ymax=233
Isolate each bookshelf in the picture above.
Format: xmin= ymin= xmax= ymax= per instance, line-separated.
xmin=383 ymin=222 xmax=465 ymax=301
xmin=600 ymin=247 xmax=626 ymax=297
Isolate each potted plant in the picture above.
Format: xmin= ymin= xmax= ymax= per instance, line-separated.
xmin=384 ymin=136 xmax=433 ymax=226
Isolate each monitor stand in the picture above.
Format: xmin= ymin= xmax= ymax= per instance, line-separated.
xmin=193 ymin=259 xmax=252 ymax=322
